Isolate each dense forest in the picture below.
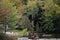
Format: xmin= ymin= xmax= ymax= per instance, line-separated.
xmin=0 ymin=0 xmax=60 ymax=37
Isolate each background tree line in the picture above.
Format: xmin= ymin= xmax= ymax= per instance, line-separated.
xmin=0 ymin=0 xmax=60 ymax=35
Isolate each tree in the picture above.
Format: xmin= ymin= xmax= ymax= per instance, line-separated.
xmin=42 ymin=0 xmax=60 ymax=33
xmin=27 ymin=0 xmax=39 ymax=32
xmin=0 ymin=0 xmax=21 ymax=32
xmin=27 ymin=0 xmax=60 ymax=34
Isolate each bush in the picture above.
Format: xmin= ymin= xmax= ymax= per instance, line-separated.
xmin=0 ymin=33 xmax=17 ymax=40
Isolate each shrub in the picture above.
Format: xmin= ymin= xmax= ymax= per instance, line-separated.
xmin=0 ymin=33 xmax=17 ymax=40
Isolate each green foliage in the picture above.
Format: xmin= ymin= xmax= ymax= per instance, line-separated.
xmin=54 ymin=0 xmax=60 ymax=6
xmin=0 ymin=0 xmax=60 ymax=36
xmin=40 ymin=0 xmax=60 ymax=32
xmin=18 ymin=15 xmax=31 ymax=29
xmin=0 ymin=0 xmax=21 ymax=29
xmin=40 ymin=16 xmax=55 ymax=31
xmin=27 ymin=0 xmax=39 ymax=16
xmin=9 ymin=28 xmax=29 ymax=37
